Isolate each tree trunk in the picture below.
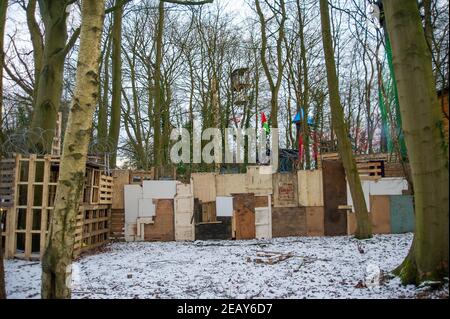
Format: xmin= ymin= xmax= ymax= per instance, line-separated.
xmin=384 ymin=0 xmax=449 ymax=285
xmin=29 ymin=0 xmax=71 ymax=153
xmin=153 ymin=0 xmax=164 ymax=166
xmin=41 ymin=0 xmax=105 ymax=299
xmin=319 ymin=0 xmax=372 ymax=239
xmin=98 ymin=27 xmax=112 ymax=142
xmin=0 ymin=0 xmax=7 ymax=143
xmin=108 ymin=0 xmax=124 ymax=168
xmin=0 ymin=0 xmax=8 ymax=300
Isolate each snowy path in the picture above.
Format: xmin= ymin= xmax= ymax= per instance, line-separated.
xmin=4 ymin=233 xmax=448 ymax=299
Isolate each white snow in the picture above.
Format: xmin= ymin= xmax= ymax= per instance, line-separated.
xmin=4 ymin=233 xmax=449 ymax=299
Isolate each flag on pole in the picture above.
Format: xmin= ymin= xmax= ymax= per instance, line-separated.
xmin=261 ymin=112 xmax=270 ymax=134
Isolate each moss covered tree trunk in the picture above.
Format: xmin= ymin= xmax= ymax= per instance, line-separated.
xmin=41 ymin=0 xmax=105 ymax=299
xmin=108 ymin=0 xmax=124 ymax=168
xmin=319 ymin=0 xmax=372 ymax=239
xmin=384 ymin=1 xmax=449 ymax=285
xmin=29 ymin=0 xmax=73 ymax=153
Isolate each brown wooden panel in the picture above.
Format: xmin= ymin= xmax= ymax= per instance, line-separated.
xmin=370 ymin=195 xmax=391 ymax=234
xmin=305 ymin=206 xmax=324 ymax=236
xmin=322 ymin=160 xmax=347 ymax=236
xmin=201 ymin=201 xmax=217 ymax=222
xmin=143 ymin=199 xmax=174 ymax=241
xmin=254 ymin=195 xmax=269 ymax=208
xmin=111 ymin=170 xmax=129 ymax=209
xmin=232 ymin=193 xmax=255 ymax=239
xmin=272 ymin=206 xmax=306 ymax=237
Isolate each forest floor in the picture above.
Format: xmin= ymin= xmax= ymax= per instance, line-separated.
xmin=5 ymin=233 xmax=449 ymax=299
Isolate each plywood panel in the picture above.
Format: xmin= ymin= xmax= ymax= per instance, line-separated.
xmin=390 ymin=195 xmax=415 ymax=234
xmin=142 ymin=181 xmax=177 ymax=199
xmin=176 ymin=182 xmax=193 ymax=197
xmin=298 ymin=170 xmax=324 ymax=206
xmin=124 ymin=185 xmax=142 ymax=223
xmin=191 ymin=173 xmax=217 ymax=203
xmin=175 ymin=197 xmax=193 ymax=214
xmin=201 ymin=201 xmax=217 ymax=222
xmin=216 ymin=196 xmax=233 ymax=217
xmin=215 ymin=174 xmax=247 ymax=196
xmin=305 ymin=206 xmax=324 ymax=236
xmin=254 ymin=195 xmax=269 ymax=208
xmin=233 ymin=193 xmax=255 ymax=239
xmin=175 ymin=226 xmax=195 ymax=241
xmin=246 ymin=166 xmax=273 ymax=195
xmin=273 ymin=173 xmax=298 ymax=207
xmin=370 ymin=195 xmax=391 ymax=234
xmin=143 ymin=199 xmax=174 ymax=241
xmin=322 ymin=160 xmax=347 ymax=236
xmin=272 ymin=206 xmax=306 ymax=237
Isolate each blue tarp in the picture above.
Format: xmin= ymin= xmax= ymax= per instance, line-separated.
xmin=293 ymin=109 xmax=314 ymax=125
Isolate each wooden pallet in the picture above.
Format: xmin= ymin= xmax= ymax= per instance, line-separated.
xmin=99 ymin=175 xmax=113 ymax=204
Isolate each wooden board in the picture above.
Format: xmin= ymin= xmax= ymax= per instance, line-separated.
xmin=201 ymin=201 xmax=217 ymax=223
xmin=273 ymin=173 xmax=298 ymax=207
xmin=232 ymin=193 xmax=255 ymax=240
xmin=254 ymin=195 xmax=269 ymax=208
xmin=110 ymin=209 xmax=125 ymax=240
xmin=195 ymin=217 xmax=232 ymax=240
xmin=322 ymin=160 xmax=347 ymax=236
xmin=143 ymin=199 xmax=175 ymax=241
xmin=191 ymin=173 xmax=217 ymax=203
xmin=298 ymin=170 xmax=324 ymax=206
xmin=215 ymin=174 xmax=247 ymax=196
xmin=272 ymin=206 xmax=306 ymax=237
xmin=370 ymin=195 xmax=391 ymax=234
xmin=246 ymin=166 xmax=273 ymax=195
xmin=305 ymin=206 xmax=324 ymax=236
xmin=111 ymin=170 xmax=130 ymax=209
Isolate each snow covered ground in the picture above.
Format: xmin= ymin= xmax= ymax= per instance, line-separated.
xmin=4 ymin=233 xmax=449 ymax=299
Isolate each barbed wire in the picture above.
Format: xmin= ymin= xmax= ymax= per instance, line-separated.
xmin=0 ymin=128 xmax=117 ymax=164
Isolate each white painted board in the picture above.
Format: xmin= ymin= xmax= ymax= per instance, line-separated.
xmin=138 ymin=198 xmax=155 ymax=217
xmin=369 ymin=178 xmax=408 ymax=195
xmin=216 ymin=196 xmax=233 ymax=217
xmin=255 ymin=207 xmax=272 ymax=239
xmin=346 ymin=180 xmax=371 ymax=212
xmin=142 ymin=180 xmax=177 ymax=199
xmin=124 ymin=185 xmax=142 ymax=223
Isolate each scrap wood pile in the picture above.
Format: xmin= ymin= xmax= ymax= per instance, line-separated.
xmin=247 ymin=251 xmax=294 ymax=265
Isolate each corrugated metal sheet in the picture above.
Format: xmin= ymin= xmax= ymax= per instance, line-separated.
xmin=390 ymin=195 xmax=415 ymax=233
xmin=191 ymin=173 xmax=216 ymax=203
xmin=215 ymin=174 xmax=247 ymax=196
xmin=298 ymin=170 xmax=324 ymax=206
